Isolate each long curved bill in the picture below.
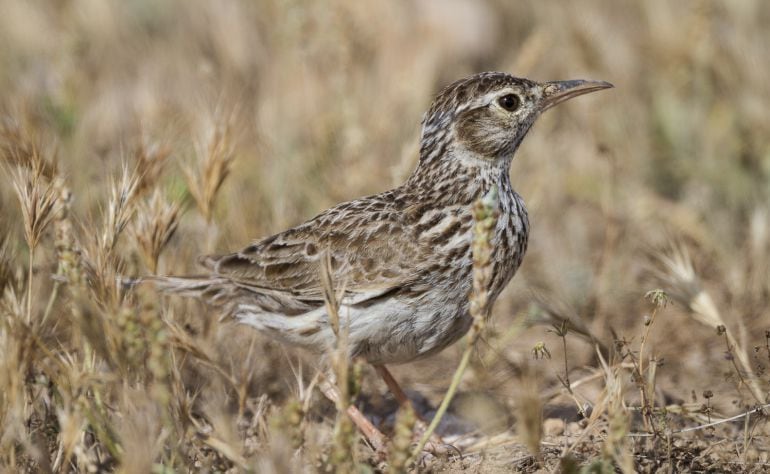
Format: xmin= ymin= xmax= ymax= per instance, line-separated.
xmin=541 ymin=79 xmax=613 ymax=111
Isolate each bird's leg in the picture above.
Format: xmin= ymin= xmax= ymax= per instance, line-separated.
xmin=373 ymin=365 xmax=454 ymax=456
xmin=374 ymin=365 xmax=411 ymax=407
xmin=318 ymin=380 xmax=388 ymax=456
xmin=319 ymin=368 xmax=457 ymax=463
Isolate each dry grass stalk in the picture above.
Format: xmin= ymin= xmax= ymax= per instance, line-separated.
xmin=9 ymin=161 xmax=58 ymax=324
xmin=0 ymin=285 xmax=32 ymax=469
xmin=0 ymin=121 xmax=58 ymax=179
xmin=388 ymin=404 xmax=417 ymax=474
xmin=100 ymin=166 xmax=140 ymax=257
xmin=319 ymin=252 xmax=360 ymax=472
xmin=132 ymin=190 xmax=181 ymax=274
xmin=513 ymin=363 xmax=543 ymax=461
xmin=133 ymin=140 xmax=171 ymax=196
xmin=183 ymin=118 xmax=236 ymax=223
xmin=558 ymin=347 xmax=634 ymax=473
xmin=269 ymin=396 xmax=305 ymax=452
xmin=657 ymin=245 xmax=766 ymax=404
xmin=0 ymin=235 xmax=14 ymax=297
xmin=411 ymin=186 xmax=499 ymax=461
xmin=632 ymin=289 xmax=669 ymax=432
xmin=52 ymin=401 xmax=87 ymax=472
xmin=42 ymin=180 xmax=80 ymax=325
xmin=82 ymin=166 xmax=140 ymax=309
xmin=113 ymin=390 xmax=164 ymax=474
xmin=597 ymin=350 xmax=635 ymax=474
xmin=549 ymin=321 xmax=587 ymax=418
xmin=10 ymin=163 xmax=58 ymax=254
xmin=165 ymin=319 xmax=240 ymax=392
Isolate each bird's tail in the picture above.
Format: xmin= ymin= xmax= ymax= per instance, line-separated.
xmin=122 ymin=275 xmax=227 ymax=298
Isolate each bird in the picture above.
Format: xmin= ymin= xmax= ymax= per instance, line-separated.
xmin=150 ymin=71 xmax=612 ymax=450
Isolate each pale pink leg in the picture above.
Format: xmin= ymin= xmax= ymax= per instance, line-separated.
xmin=374 ymin=365 xmax=453 ymax=456
xmin=374 ymin=365 xmax=411 ymax=407
xmin=319 ymin=381 xmax=388 ymax=455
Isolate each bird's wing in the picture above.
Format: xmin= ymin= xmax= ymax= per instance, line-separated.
xmin=202 ymin=193 xmax=468 ymax=305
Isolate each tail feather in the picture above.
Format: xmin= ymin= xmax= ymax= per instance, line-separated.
xmin=124 ymin=275 xmax=226 ymax=297
xmin=123 ymin=275 xmax=295 ymax=319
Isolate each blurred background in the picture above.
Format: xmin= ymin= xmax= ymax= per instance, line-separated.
xmin=1 ymin=0 xmax=769 ymax=470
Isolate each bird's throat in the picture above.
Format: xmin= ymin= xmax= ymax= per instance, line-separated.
xmin=408 ymin=149 xmax=514 ymax=207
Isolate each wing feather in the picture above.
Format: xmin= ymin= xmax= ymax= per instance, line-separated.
xmin=202 ymin=193 xmax=443 ymax=304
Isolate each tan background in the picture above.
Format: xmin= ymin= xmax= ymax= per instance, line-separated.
xmin=1 ymin=0 xmax=768 ymax=471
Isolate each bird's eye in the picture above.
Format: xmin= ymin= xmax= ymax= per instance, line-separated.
xmin=498 ymin=94 xmax=520 ymax=112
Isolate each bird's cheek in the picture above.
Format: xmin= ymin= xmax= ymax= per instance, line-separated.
xmin=455 ymin=112 xmax=501 ymax=158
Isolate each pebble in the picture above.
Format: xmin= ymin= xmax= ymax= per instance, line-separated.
xmin=543 ymin=418 xmax=565 ymax=436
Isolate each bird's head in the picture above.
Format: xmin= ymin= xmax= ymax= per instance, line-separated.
xmin=418 ymin=72 xmax=613 ymax=167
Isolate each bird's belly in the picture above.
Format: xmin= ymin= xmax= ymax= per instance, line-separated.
xmin=347 ymin=296 xmax=471 ymax=365
xmin=236 ymin=295 xmax=470 ymax=365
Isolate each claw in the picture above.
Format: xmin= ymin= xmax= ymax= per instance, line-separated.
xmin=423 ymin=441 xmax=463 ymax=459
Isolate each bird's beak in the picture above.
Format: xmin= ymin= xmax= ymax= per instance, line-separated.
xmin=541 ymin=79 xmax=613 ymax=111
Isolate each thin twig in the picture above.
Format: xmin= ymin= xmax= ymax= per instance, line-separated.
xmin=41 ymin=280 xmax=61 ymax=326
xmin=637 ymin=290 xmax=667 ymax=433
xmin=627 ymin=403 xmax=770 ymax=437
xmin=27 ymin=250 xmax=34 ymax=324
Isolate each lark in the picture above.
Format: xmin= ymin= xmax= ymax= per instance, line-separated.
xmin=153 ymin=72 xmax=612 ymax=450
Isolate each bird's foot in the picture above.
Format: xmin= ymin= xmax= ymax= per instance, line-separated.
xmin=412 ymin=419 xmax=462 ymax=460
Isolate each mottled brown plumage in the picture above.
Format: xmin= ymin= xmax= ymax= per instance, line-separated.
xmin=155 ymin=72 xmax=612 ymax=365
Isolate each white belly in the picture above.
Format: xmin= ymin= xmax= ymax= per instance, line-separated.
xmin=236 ymin=294 xmax=471 ymax=365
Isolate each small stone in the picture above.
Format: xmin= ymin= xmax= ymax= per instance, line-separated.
xmin=543 ymin=418 xmax=565 ymax=436
xmin=567 ymin=422 xmax=583 ymax=434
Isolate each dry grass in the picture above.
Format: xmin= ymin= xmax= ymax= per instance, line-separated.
xmin=1 ymin=0 xmax=769 ymax=472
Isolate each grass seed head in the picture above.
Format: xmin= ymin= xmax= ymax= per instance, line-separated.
xmin=133 ymin=140 xmax=171 ymax=196
xmin=10 ymin=163 xmax=58 ymax=252
xmin=101 ymin=166 xmax=140 ymax=256
xmin=513 ymin=363 xmax=543 ymax=461
xmin=0 ymin=235 xmax=15 ymax=296
xmin=388 ymin=404 xmax=417 ymax=474
xmin=183 ymin=117 xmax=236 ymax=223
xmin=133 ymin=190 xmax=181 ymax=274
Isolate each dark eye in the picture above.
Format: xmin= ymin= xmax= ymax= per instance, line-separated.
xmin=498 ymin=94 xmax=520 ymax=111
